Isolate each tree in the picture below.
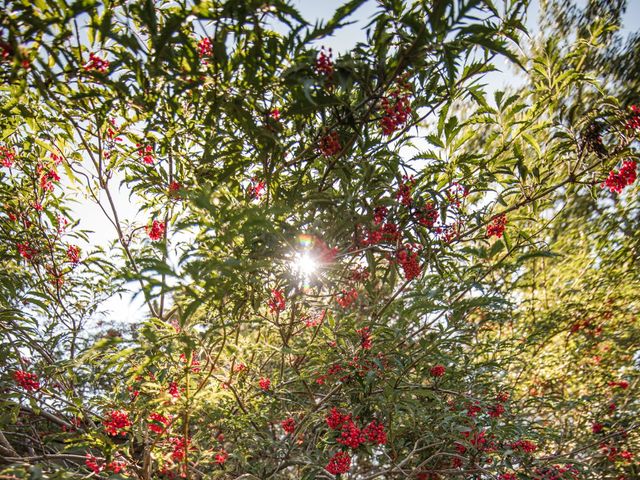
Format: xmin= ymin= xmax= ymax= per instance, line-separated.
xmin=0 ymin=0 xmax=638 ymax=479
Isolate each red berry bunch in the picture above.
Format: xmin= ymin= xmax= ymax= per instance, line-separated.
xmin=103 ymin=410 xmax=132 ymax=436
xmin=318 ymin=131 xmax=341 ymax=157
xmin=17 ymin=242 xmax=37 ymax=260
xmin=248 ymin=178 xmax=266 ymax=199
xmin=214 ymin=450 xmax=228 ymax=464
xmin=510 ymin=439 xmax=538 ymax=453
xmin=608 ymin=380 xmax=629 ymax=389
xmin=336 ymin=288 xmax=358 ymax=308
xmin=533 ymin=464 xmax=579 ymax=480
xmin=39 ymin=167 xmax=60 ymax=192
xmin=304 ymin=309 xmax=326 ymax=328
xmin=168 ymin=381 xmax=180 ymax=398
xmin=137 ymin=144 xmax=154 ymax=165
xmin=373 ymin=206 xmax=388 ymax=225
xmin=362 ymin=420 xmax=387 ymax=445
xmin=325 ymin=451 xmax=350 ymax=475
xmin=430 ymin=364 xmax=445 ymax=377
xmin=379 ymin=79 xmax=412 ymax=135
xmin=149 ymin=412 xmax=171 ymax=434
xmin=626 ymin=105 xmax=640 ymax=131
xmin=397 ymin=246 xmax=421 ymax=281
xmin=268 ymin=289 xmax=286 ymax=313
xmin=197 ymin=37 xmax=212 ymax=58
xmin=0 ymin=145 xmax=15 ymax=168
xmin=168 ymin=181 xmax=181 ymax=196
xmin=86 ymin=455 xmax=126 ymax=475
xmin=488 ymin=403 xmax=505 ymax=418
xmin=325 ymin=408 xmax=387 ymax=473
xmin=13 ymin=370 xmax=40 ymax=391
xmin=395 ymin=175 xmax=415 ymax=207
xmin=602 ymin=160 xmax=637 ymax=194
xmin=67 ymin=245 xmax=80 ymax=264
xmin=106 ymin=118 xmax=122 ymax=141
xmin=281 ymin=417 xmax=295 ymax=434
xmin=315 ymin=47 xmax=334 ymax=77
xmin=259 ymin=377 xmax=271 ymax=391
xmin=84 ymin=53 xmax=109 ymax=73
xmin=416 ymin=201 xmax=439 ymax=228
xmin=356 ymin=326 xmax=372 ymax=350
xmin=146 ymin=220 xmax=166 ymax=241
xmin=487 ymin=213 xmax=507 ymax=238
xmin=169 ymin=436 xmax=190 ymax=462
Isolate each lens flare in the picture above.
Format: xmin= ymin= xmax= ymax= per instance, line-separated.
xmin=291 ymin=234 xmax=320 ymax=288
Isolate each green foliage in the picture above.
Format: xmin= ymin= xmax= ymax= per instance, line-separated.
xmin=0 ymin=0 xmax=638 ymax=479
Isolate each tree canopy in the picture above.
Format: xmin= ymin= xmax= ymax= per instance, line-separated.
xmin=0 ymin=0 xmax=638 ymax=479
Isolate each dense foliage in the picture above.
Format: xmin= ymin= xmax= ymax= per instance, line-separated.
xmin=0 ymin=0 xmax=638 ymax=479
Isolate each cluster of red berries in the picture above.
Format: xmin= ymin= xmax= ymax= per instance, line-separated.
xmin=318 ymin=131 xmax=341 ymax=157
xmin=326 ymin=450 xmax=350 ymax=475
xmin=103 ymin=410 xmax=132 ymax=436
xmin=268 ymin=289 xmax=286 ymax=313
xmin=487 ymin=213 xmax=507 ymax=238
xmin=356 ymin=326 xmax=372 ymax=350
xmin=397 ymin=246 xmax=421 ymax=281
xmin=259 ymin=377 xmax=271 ymax=391
xmin=106 ymin=118 xmax=122 ymax=141
xmin=84 ymin=53 xmax=109 ymax=73
xmin=488 ymin=391 xmax=510 ymax=418
xmin=446 ymin=182 xmax=469 ymax=208
xmin=373 ymin=206 xmax=388 ymax=225
xmin=13 ymin=370 xmax=40 ymax=391
xmin=602 ymin=160 xmax=637 ymax=194
xmin=197 ymin=37 xmax=212 ymax=58
xmin=214 ymin=449 xmax=228 ymax=464
xmin=85 ymin=455 xmax=127 ymax=475
xmin=608 ymin=380 xmax=629 ymax=389
xmin=350 ymin=266 xmax=370 ymax=282
xmin=168 ymin=181 xmax=181 ymax=196
xmin=416 ymin=201 xmax=439 ymax=228
xmin=149 ymin=412 xmax=172 ymax=434
xmin=430 ymin=364 xmax=445 ymax=377
xmin=146 ymin=220 xmax=166 ymax=241
xmin=455 ymin=430 xmax=495 ymax=455
xmin=510 ymin=439 xmax=538 ymax=453
xmin=0 ymin=145 xmax=15 ymax=168
xmin=179 ymin=353 xmax=201 ymax=372
xmin=626 ymin=105 xmax=640 ymax=131
xmin=247 ymin=178 xmax=265 ymax=201
xmin=315 ymin=47 xmax=334 ymax=77
xmin=137 ymin=143 xmax=154 ymax=165
xmin=359 ymin=221 xmax=401 ymax=246
xmin=281 ymin=417 xmax=295 ymax=434
xmin=169 ymin=436 xmax=190 ymax=462
xmin=16 ymin=242 xmax=37 ymax=260
xmin=325 ymin=408 xmax=386 ymax=474
xmin=67 ymin=245 xmax=80 ymax=264
xmin=39 ymin=167 xmax=60 ymax=192
xmin=269 ymin=108 xmax=280 ymax=120
xmin=168 ymin=381 xmax=180 ymax=398
xmin=600 ymin=443 xmax=634 ymax=463
xmin=395 ymin=175 xmax=415 ymax=206
xmin=380 ymin=92 xmax=412 ymax=136
xmin=336 ymin=287 xmax=358 ymax=308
